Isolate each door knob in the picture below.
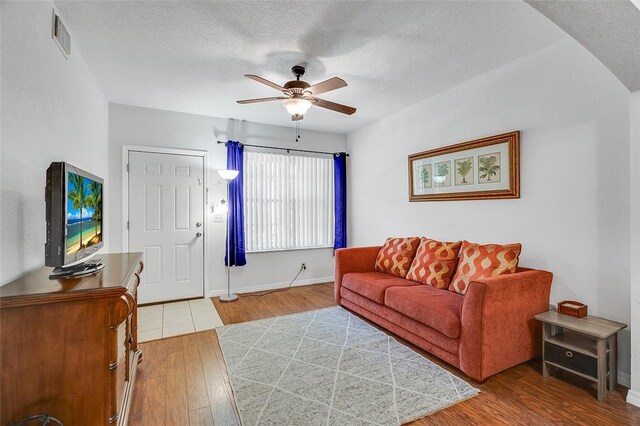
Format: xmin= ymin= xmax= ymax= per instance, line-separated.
xmin=196 ymin=232 xmax=203 ymax=238
xmin=196 ymin=222 xmax=202 ymax=227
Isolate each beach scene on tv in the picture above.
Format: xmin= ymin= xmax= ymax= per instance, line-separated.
xmin=66 ymin=171 xmax=102 ymax=255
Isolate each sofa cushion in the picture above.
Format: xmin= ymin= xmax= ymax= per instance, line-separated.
xmin=342 ymin=272 xmax=418 ymax=304
xmin=406 ymin=238 xmax=462 ymax=288
xmin=374 ymin=237 xmax=421 ymax=278
xmin=385 ymin=286 xmax=463 ymax=339
xmin=340 ymin=288 xmax=461 ymax=356
xmin=449 ymin=240 xmax=522 ymax=295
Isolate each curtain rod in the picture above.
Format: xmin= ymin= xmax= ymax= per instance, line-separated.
xmin=216 ymin=140 xmax=349 ymax=157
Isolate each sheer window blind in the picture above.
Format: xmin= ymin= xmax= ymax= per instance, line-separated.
xmin=244 ymin=151 xmax=334 ymax=252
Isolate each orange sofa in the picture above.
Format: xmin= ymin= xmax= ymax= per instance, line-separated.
xmin=335 ymin=245 xmax=553 ymax=382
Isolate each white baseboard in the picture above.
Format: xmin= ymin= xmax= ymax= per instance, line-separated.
xmin=627 ymin=389 xmax=640 ymax=407
xmin=207 ymin=276 xmax=333 ymax=297
xmin=618 ymin=371 xmax=631 ymax=388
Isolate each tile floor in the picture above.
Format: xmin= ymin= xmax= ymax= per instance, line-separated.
xmin=137 ymin=298 xmax=224 ymax=343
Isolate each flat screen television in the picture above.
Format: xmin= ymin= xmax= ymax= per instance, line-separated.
xmin=45 ymin=162 xmax=104 ymax=275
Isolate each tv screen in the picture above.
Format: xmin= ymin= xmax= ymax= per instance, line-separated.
xmin=66 ymin=170 xmax=102 ymax=256
xmin=46 ymin=162 xmax=104 ymax=268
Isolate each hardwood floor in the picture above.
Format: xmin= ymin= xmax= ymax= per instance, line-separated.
xmin=130 ymin=283 xmax=640 ymax=425
xmin=212 ymin=282 xmax=336 ymax=325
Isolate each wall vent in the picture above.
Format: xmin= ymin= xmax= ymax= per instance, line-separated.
xmin=51 ymin=9 xmax=71 ymax=58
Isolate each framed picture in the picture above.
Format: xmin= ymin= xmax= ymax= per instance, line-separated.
xmin=408 ymin=131 xmax=520 ymax=201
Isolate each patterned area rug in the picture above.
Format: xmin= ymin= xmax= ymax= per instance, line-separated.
xmin=215 ymin=306 xmax=478 ymax=425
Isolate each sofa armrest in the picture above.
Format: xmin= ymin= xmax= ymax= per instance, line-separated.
xmin=459 ymin=269 xmax=553 ymax=381
xmin=334 ymin=246 xmax=381 ymax=303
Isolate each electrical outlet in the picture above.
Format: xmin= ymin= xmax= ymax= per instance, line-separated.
xmin=549 ymin=303 xmax=556 ymax=311
xmin=301 ymin=263 xmax=307 ymax=270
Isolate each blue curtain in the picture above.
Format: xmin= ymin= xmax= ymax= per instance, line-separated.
xmin=334 ymin=153 xmax=348 ymax=249
xmin=225 ymin=141 xmax=247 ymax=266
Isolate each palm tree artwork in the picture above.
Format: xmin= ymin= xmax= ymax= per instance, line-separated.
xmin=435 ymin=162 xmax=450 ymax=186
xmin=456 ymin=158 xmax=473 ymax=184
xmin=86 ymin=181 xmax=102 ymax=238
xmin=478 ymin=153 xmax=501 ymax=183
xmin=420 ymin=165 xmax=431 ymax=188
xmin=67 ymin=173 xmax=87 ymax=248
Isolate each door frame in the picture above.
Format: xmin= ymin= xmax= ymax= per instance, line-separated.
xmin=122 ymin=145 xmax=209 ymax=299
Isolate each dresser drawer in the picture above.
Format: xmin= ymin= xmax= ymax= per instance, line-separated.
xmin=545 ymin=342 xmax=599 ymax=378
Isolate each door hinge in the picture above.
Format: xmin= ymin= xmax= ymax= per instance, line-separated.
xmin=126 ymin=221 xmax=129 ymax=230
xmin=126 ymin=163 xmax=129 ymax=173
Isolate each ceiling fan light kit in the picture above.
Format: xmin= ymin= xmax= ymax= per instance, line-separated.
xmin=237 ymin=66 xmax=356 ymax=121
xmin=282 ymin=97 xmax=312 ymax=117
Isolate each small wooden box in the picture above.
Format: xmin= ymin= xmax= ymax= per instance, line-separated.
xmin=558 ymin=300 xmax=588 ymax=318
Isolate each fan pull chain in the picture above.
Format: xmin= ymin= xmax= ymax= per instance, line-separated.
xmin=295 ymin=121 xmax=301 ymax=143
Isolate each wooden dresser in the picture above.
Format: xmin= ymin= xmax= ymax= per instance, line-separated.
xmin=0 ymin=253 xmax=144 ymax=426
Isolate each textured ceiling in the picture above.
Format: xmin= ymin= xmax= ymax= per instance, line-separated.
xmin=526 ymin=0 xmax=640 ymax=91
xmin=54 ymin=1 xmax=567 ymax=134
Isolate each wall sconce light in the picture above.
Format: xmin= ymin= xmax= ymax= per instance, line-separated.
xmin=214 ymin=199 xmax=228 ymax=214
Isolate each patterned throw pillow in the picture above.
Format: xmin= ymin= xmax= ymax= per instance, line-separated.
xmin=375 ymin=237 xmax=421 ymax=278
xmin=449 ymin=240 xmax=522 ymax=295
xmin=406 ymin=238 xmax=462 ymax=288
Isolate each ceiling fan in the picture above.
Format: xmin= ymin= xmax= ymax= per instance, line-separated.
xmin=236 ymin=65 xmax=356 ymax=121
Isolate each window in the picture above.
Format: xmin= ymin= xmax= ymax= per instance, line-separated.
xmin=244 ymin=151 xmax=334 ymax=252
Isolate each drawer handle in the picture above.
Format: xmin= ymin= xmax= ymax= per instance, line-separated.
xmin=565 ymin=350 xmax=573 ymax=358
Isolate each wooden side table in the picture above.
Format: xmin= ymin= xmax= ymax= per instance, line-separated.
xmin=534 ymin=310 xmax=626 ymax=401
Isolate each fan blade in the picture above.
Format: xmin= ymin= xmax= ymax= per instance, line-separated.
xmin=245 ymin=74 xmax=285 ymax=92
xmin=236 ymin=97 xmax=287 ymax=104
xmin=311 ymin=97 xmax=356 ymax=115
xmin=308 ymin=77 xmax=347 ymax=95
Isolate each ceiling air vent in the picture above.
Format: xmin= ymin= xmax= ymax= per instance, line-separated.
xmin=51 ymin=9 xmax=71 ymax=58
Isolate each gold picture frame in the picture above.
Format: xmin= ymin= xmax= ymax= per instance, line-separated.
xmin=408 ymin=131 xmax=520 ymax=201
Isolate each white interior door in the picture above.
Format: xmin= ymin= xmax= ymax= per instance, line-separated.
xmin=128 ymin=151 xmax=204 ymax=304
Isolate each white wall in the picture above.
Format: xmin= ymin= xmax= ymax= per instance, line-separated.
xmin=629 ymin=90 xmax=640 ymax=406
xmin=108 ymin=104 xmax=347 ymax=296
xmin=347 ymin=39 xmax=632 ymax=382
xmin=0 ymin=1 xmax=109 ymax=284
